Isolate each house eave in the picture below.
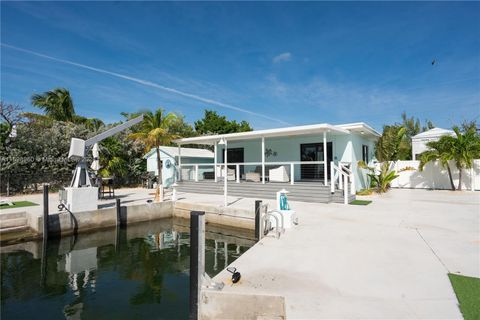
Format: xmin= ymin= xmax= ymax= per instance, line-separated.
xmin=174 ymin=123 xmax=351 ymax=145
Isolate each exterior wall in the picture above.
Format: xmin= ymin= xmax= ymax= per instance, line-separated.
xmin=214 ymin=133 xmax=375 ymax=189
xmin=349 ymin=134 xmax=377 ymax=191
xmin=376 ymin=160 xmax=480 ymax=191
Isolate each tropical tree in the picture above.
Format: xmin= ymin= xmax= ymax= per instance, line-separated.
xmin=419 ymin=124 xmax=480 ymax=191
xmin=375 ymin=125 xmax=408 ymax=161
xmin=31 ymin=88 xmax=76 ymax=122
xmin=358 ymin=161 xmax=399 ymax=193
xmin=194 ymin=110 xmax=252 ymax=135
xmin=129 ymin=109 xmax=180 ymax=202
xmin=419 ymin=138 xmax=456 ymax=190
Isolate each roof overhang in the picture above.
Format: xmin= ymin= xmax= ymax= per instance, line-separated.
xmin=174 ymin=123 xmax=353 ymax=145
xmin=336 ymin=122 xmax=381 ymax=138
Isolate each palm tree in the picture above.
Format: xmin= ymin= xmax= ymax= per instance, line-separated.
xmin=419 ymin=137 xmax=456 ymax=190
xmin=420 ymin=125 xmax=480 ymax=191
xmin=31 ymin=88 xmax=75 ymax=122
xmin=129 ymin=109 xmax=179 ymax=202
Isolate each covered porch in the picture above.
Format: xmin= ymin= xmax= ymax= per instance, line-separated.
xmin=175 ymin=123 xmax=349 ymax=184
xmin=173 ymin=123 xmax=372 ymax=204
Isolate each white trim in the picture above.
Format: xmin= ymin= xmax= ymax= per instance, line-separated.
xmin=174 ymin=123 xmax=351 ymax=145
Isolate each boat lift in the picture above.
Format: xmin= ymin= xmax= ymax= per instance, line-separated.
xmin=62 ymin=115 xmax=144 ymax=212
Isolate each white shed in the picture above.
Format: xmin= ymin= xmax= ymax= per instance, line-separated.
xmin=411 ymin=127 xmax=455 ymax=160
xmin=143 ymin=146 xmax=214 ymax=187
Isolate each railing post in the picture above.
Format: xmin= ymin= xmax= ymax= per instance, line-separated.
xmin=189 ymin=211 xmax=205 ymax=320
xmin=344 ymin=174 xmax=348 ymax=205
xmin=330 ymin=162 xmax=335 ymax=193
xmin=290 ymin=163 xmax=294 ymax=185
xmin=194 ymin=165 xmax=199 ymax=182
xmin=339 ymin=166 xmax=343 ymax=190
xmin=236 ymin=164 xmax=240 ymax=183
xmin=350 ymin=172 xmax=355 ymax=195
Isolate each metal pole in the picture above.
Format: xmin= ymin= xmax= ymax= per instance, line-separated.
xmin=43 ymin=185 xmax=49 ymax=239
xmin=255 ymin=200 xmax=262 ymax=241
xmin=189 ymin=211 xmax=205 ymax=320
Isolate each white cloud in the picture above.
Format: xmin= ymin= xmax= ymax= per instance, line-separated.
xmin=1 ymin=43 xmax=291 ymax=125
xmin=273 ymin=52 xmax=292 ymax=64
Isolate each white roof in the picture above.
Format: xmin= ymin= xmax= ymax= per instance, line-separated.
xmin=144 ymin=146 xmax=214 ymax=159
xmin=412 ymin=127 xmax=454 ymax=140
xmin=174 ymin=122 xmax=380 ymax=145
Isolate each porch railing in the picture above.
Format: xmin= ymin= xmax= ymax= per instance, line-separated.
xmin=177 ymin=161 xmax=325 ymax=185
xmin=330 ymin=161 xmax=355 ymax=204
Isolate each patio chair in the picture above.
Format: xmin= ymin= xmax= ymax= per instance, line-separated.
xmin=269 ymin=166 xmax=290 ymax=182
xmin=216 ymin=167 xmax=236 ymax=181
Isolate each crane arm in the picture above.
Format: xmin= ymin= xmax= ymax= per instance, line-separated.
xmin=68 ymin=114 xmax=144 ymax=159
xmin=84 ymin=114 xmax=144 ymax=147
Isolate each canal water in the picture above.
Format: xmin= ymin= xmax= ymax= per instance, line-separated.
xmin=1 ymin=218 xmax=254 ymax=319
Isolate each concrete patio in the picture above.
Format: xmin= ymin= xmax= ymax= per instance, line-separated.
xmin=210 ymin=189 xmax=479 ymax=319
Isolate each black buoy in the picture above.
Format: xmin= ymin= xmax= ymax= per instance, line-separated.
xmin=227 ymin=267 xmax=241 ymax=284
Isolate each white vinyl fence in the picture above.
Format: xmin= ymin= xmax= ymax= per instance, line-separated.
xmin=374 ymin=160 xmax=480 ymax=191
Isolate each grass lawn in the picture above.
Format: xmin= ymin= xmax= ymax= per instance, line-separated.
xmin=448 ymin=273 xmax=480 ymax=320
xmin=0 ymin=200 xmax=39 ymax=210
xmin=350 ymin=200 xmax=372 ymax=205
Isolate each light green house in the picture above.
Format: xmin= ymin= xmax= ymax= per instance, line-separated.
xmin=143 ymin=146 xmax=214 ymax=187
xmin=172 ymin=122 xmax=379 ymax=201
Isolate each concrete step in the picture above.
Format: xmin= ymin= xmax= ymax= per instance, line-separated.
xmin=0 ymin=211 xmax=26 ymax=221
xmin=0 ymin=225 xmax=29 ymax=235
xmin=0 ymin=217 xmax=27 ymax=229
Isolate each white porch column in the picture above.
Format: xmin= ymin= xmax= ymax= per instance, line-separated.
xmin=261 ymin=137 xmax=265 ymax=184
xmin=178 ymin=144 xmax=182 ymax=181
xmin=224 ymin=140 xmax=228 ymax=206
xmin=323 ymin=131 xmax=327 ymax=186
xmin=290 ymin=163 xmax=294 ymax=185
xmin=214 ymin=142 xmax=218 ymax=183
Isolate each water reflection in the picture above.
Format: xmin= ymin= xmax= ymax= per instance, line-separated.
xmin=1 ymin=218 xmax=254 ymax=320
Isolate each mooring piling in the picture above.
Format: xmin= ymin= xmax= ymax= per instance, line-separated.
xmin=189 ymin=210 xmax=205 ymax=320
xmin=255 ymin=200 xmax=262 ymax=241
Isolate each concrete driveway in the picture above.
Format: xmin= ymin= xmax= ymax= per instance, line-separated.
xmin=213 ymin=189 xmax=480 ymax=319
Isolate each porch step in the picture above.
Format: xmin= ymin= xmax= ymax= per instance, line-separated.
xmin=0 ymin=211 xmax=26 ymax=221
xmin=0 ymin=217 xmax=27 ymax=229
xmin=175 ymin=181 xmax=355 ymax=204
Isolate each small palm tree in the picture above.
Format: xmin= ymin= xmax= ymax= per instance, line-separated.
xmin=358 ymin=161 xmax=399 ymax=193
xmin=31 ymin=88 xmax=75 ymax=122
xmin=419 ymin=125 xmax=480 ymax=191
xmin=419 ymin=137 xmax=456 ymax=190
xmin=129 ymin=109 xmax=179 ymax=202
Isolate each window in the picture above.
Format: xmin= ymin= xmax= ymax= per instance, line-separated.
xmin=362 ymin=145 xmax=369 ymax=163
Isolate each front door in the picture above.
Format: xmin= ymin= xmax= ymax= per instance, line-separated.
xmin=300 ymin=142 xmax=332 ymax=180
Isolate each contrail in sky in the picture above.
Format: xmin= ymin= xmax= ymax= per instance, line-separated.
xmin=1 ymin=43 xmax=291 ymax=125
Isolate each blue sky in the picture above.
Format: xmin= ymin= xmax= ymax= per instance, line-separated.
xmin=1 ymin=2 xmax=479 ymax=130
